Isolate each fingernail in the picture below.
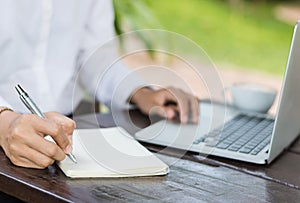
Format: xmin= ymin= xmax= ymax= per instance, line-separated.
xmin=66 ymin=145 xmax=73 ymax=153
xmin=194 ymin=117 xmax=199 ymax=124
xmin=166 ymin=109 xmax=173 ymax=118
xmin=193 ymin=115 xmax=199 ymax=123
xmin=68 ymin=135 xmax=73 ymax=144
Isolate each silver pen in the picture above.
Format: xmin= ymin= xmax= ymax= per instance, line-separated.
xmin=15 ymin=84 xmax=77 ymax=163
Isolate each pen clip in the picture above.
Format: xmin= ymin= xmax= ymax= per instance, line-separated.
xmin=15 ymin=84 xmax=45 ymax=118
xmin=20 ymin=95 xmax=34 ymax=113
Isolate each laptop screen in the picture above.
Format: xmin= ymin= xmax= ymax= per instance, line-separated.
xmin=268 ymin=21 xmax=300 ymax=163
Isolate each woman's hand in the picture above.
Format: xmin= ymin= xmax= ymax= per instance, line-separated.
xmin=0 ymin=111 xmax=75 ymax=169
xmin=130 ymin=87 xmax=199 ymax=124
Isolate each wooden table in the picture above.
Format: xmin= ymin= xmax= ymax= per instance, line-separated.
xmin=1 ymin=107 xmax=300 ymax=202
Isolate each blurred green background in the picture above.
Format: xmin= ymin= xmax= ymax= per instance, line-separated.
xmin=113 ymin=0 xmax=299 ymax=75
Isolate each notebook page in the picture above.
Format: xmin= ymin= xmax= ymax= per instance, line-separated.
xmin=58 ymin=128 xmax=169 ymax=178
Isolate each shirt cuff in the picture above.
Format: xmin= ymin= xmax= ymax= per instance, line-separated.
xmin=0 ymin=97 xmax=13 ymax=109
xmin=111 ymin=76 xmax=148 ymax=110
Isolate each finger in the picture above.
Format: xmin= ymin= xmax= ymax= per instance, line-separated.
xmin=174 ymin=91 xmax=189 ymax=124
xmin=189 ymin=96 xmax=200 ymax=123
xmin=45 ymin=112 xmax=76 ymax=135
xmin=20 ymin=150 xmax=55 ymax=169
xmin=9 ymin=143 xmax=57 ymax=169
xmin=148 ymin=105 xmax=176 ymax=119
xmin=159 ymin=88 xmax=189 ymax=123
xmin=161 ymin=106 xmax=177 ymax=119
xmin=159 ymin=88 xmax=178 ymax=105
xmin=21 ymin=132 xmax=66 ymax=161
xmin=32 ymin=136 xmax=66 ymax=160
xmin=168 ymin=88 xmax=200 ymax=124
xmin=165 ymin=105 xmax=178 ymax=119
xmin=31 ymin=116 xmax=72 ymax=154
xmin=10 ymin=155 xmax=53 ymax=169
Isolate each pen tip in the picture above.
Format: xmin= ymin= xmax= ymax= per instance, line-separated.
xmin=68 ymin=153 xmax=77 ymax=164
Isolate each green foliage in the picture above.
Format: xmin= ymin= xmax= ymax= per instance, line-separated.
xmin=113 ymin=0 xmax=158 ymax=56
xmin=113 ymin=0 xmax=156 ymax=35
xmin=113 ymin=0 xmax=294 ymax=75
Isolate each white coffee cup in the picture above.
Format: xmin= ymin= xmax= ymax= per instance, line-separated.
xmin=225 ymin=83 xmax=277 ymax=113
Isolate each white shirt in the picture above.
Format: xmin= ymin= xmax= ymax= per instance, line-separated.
xmin=0 ymin=0 xmax=144 ymax=114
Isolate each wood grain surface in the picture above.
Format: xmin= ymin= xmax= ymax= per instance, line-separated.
xmin=1 ymin=103 xmax=300 ymax=202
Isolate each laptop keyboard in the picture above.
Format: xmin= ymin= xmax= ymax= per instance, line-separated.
xmin=193 ymin=114 xmax=274 ymax=155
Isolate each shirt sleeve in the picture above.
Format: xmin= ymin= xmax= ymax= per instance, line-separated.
xmin=77 ymin=0 xmax=146 ymax=110
xmin=0 ymin=97 xmax=13 ymax=108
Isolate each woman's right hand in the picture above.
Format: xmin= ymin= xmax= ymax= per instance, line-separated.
xmin=0 ymin=111 xmax=75 ymax=169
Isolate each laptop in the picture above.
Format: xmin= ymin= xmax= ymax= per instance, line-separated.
xmin=135 ymin=21 xmax=300 ymax=164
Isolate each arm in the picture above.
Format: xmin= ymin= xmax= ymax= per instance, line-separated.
xmin=78 ymin=0 xmax=199 ymax=121
xmin=77 ymin=0 xmax=146 ymax=109
xmin=0 ymin=108 xmax=75 ymax=169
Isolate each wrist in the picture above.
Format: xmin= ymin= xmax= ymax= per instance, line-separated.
xmin=0 ymin=108 xmax=20 ymax=147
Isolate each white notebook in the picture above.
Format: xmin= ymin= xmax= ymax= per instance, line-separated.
xmin=58 ymin=127 xmax=169 ymax=178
